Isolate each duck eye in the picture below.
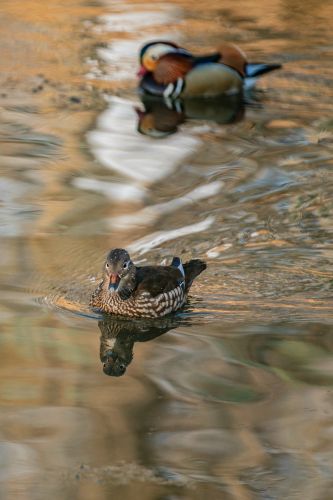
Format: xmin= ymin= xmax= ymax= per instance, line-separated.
xmin=106 ymin=263 xmax=109 ymax=268
xmin=123 ymin=261 xmax=128 ymax=269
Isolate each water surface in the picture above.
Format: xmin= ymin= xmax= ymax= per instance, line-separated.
xmin=0 ymin=0 xmax=333 ymax=498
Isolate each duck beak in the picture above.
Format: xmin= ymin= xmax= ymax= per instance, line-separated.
xmin=109 ymin=273 xmax=120 ymax=290
xmin=137 ymin=66 xmax=148 ymax=78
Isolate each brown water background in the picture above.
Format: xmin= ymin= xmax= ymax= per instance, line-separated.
xmin=0 ymin=0 xmax=333 ymax=498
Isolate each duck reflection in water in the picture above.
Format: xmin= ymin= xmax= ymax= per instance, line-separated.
xmin=135 ymin=93 xmax=245 ymax=138
xmin=98 ymin=315 xmax=186 ymax=377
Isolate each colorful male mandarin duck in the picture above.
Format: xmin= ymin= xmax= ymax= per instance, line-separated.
xmin=138 ymin=40 xmax=282 ymax=99
xmin=90 ymin=248 xmax=206 ymax=318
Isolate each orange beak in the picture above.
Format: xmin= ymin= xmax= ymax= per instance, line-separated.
xmin=110 ymin=273 xmax=119 ymax=284
xmin=109 ymin=273 xmax=120 ymax=291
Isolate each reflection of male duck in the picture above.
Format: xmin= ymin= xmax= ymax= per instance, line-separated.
xmin=138 ymin=41 xmax=282 ymax=99
xmin=136 ymin=93 xmax=244 ymax=137
xmin=98 ymin=315 xmax=185 ymax=376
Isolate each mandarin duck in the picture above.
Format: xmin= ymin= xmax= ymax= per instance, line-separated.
xmin=99 ymin=315 xmax=183 ymax=376
xmin=90 ymin=248 xmax=206 ymax=318
xmin=138 ymin=40 xmax=282 ymax=99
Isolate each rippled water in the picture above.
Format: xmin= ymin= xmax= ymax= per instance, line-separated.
xmin=1 ymin=0 xmax=333 ymax=498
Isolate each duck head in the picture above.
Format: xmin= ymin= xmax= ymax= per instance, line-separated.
xmin=104 ymin=248 xmax=136 ymax=297
xmin=101 ymin=349 xmax=130 ymax=377
xmin=138 ymin=40 xmax=182 ymax=76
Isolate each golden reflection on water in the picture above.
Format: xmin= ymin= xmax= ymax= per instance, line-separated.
xmin=0 ymin=0 xmax=333 ymax=498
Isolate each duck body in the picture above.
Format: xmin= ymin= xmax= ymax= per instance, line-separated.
xmin=90 ymin=249 xmax=206 ymax=318
xmin=138 ymin=41 xmax=282 ymax=99
xmin=141 ymin=63 xmax=243 ymax=98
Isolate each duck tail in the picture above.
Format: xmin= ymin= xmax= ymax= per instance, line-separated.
xmin=183 ymin=259 xmax=206 ymax=291
xmin=245 ymin=62 xmax=282 ymax=78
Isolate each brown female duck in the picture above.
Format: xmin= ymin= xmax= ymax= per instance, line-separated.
xmin=90 ymin=248 xmax=206 ymax=318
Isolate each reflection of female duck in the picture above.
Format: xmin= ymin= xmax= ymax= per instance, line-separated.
xmin=99 ymin=315 xmax=185 ymax=376
xmin=136 ymin=93 xmax=244 ymax=137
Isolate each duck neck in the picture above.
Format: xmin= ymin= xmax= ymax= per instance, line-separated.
xmin=117 ymin=264 xmax=136 ymax=300
xmin=113 ymin=333 xmax=134 ymax=364
xmin=101 ymin=273 xmax=111 ymax=292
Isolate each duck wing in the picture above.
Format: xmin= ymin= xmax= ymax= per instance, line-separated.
xmin=215 ymin=43 xmax=247 ymax=76
xmin=134 ymin=265 xmax=183 ymax=297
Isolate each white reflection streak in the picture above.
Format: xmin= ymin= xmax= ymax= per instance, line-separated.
xmin=128 ymin=216 xmax=214 ymax=255
xmin=0 ymin=178 xmax=33 ymax=236
xmin=99 ymin=11 xmax=174 ymax=32
xmin=109 ymin=181 xmax=223 ymax=228
xmin=72 ymin=178 xmax=147 ymax=202
xmin=87 ymin=97 xmax=200 ymax=185
xmin=92 ymin=4 xmax=179 ymax=82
